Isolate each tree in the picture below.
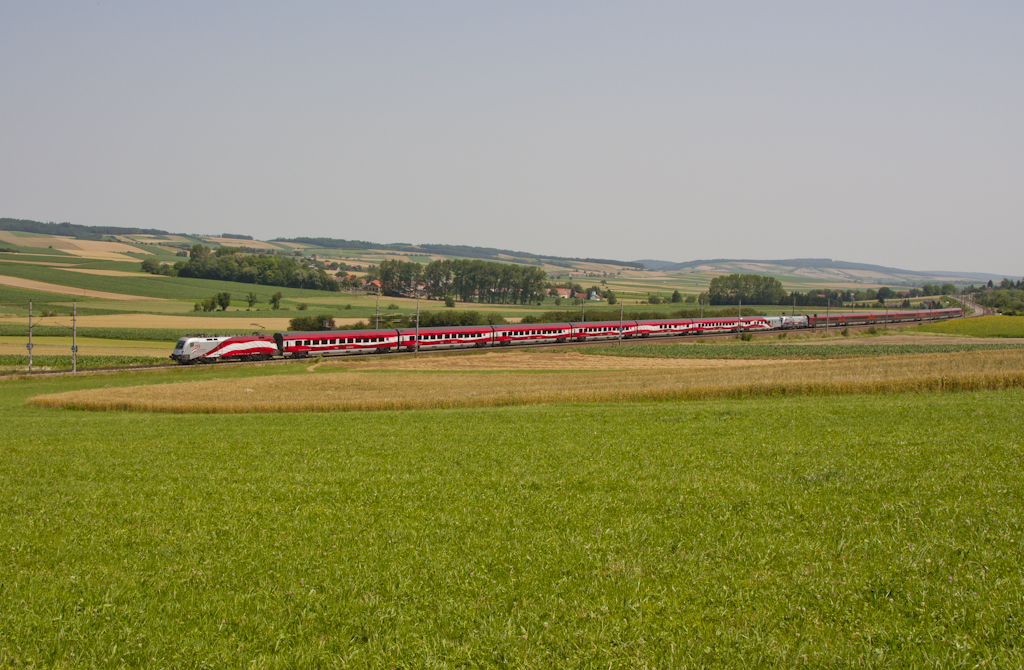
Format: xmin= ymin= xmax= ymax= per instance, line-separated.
xmin=684 ymin=294 xmax=696 ymax=303
xmin=246 ymin=291 xmax=258 ymax=308
xmin=216 ymin=292 xmax=232 ymax=311
xmin=270 ymin=292 xmax=283 ymax=310
xmin=707 ymin=274 xmax=786 ymax=305
xmin=671 ymin=289 xmax=682 ymax=303
xmin=606 ymin=291 xmax=617 ymax=305
xmin=190 ymin=244 xmax=211 ymax=261
xmin=941 ymin=283 xmax=956 ymax=295
xmin=201 ymin=296 xmax=217 ymax=312
xmin=876 ymin=287 xmax=895 ymax=300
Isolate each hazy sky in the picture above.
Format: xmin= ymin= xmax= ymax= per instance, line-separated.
xmin=2 ymin=2 xmax=1021 ymax=274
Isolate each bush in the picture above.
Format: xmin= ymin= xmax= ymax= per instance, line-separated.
xmin=270 ymin=292 xmax=283 ymax=310
xmin=739 ymin=332 xmax=753 ymax=341
xmin=444 ymin=295 xmax=456 ymax=308
xmin=297 ymin=303 xmax=308 ymax=311
xmin=288 ymin=314 xmax=336 ymax=331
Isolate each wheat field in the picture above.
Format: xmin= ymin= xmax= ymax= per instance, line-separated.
xmin=30 ymin=349 xmax=1024 ymax=413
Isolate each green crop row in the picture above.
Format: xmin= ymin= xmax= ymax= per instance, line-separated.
xmin=0 ymin=324 xmax=253 ymax=342
xmin=0 ymin=355 xmax=165 ymax=370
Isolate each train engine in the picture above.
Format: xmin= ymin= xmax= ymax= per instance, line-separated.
xmin=171 ymin=334 xmax=279 ymax=364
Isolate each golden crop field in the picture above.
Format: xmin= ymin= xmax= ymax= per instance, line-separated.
xmin=30 ymin=349 xmax=1024 ymax=413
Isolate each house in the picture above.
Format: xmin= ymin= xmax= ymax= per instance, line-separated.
xmin=554 ymin=288 xmax=572 ymax=299
xmin=572 ymin=291 xmax=589 ymax=299
xmin=588 ymin=291 xmax=602 ymax=301
xmin=366 ymin=279 xmax=382 ymax=294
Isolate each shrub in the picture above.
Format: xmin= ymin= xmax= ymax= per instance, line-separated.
xmin=297 ymin=303 xmax=308 ymax=311
xmin=288 ymin=314 xmax=336 ymax=331
xmin=445 ymin=296 xmax=456 ymax=308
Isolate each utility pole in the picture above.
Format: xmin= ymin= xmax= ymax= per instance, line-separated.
xmin=375 ymin=296 xmax=379 ymax=329
xmin=27 ymin=301 xmax=33 ymax=373
xmin=72 ymin=301 xmax=77 ymax=374
xmin=793 ymin=296 xmax=796 ymax=316
xmin=700 ymin=299 xmax=703 ymax=319
xmin=581 ymin=297 xmax=585 ymax=323
xmin=738 ymin=299 xmax=743 ymax=335
xmin=826 ymin=299 xmax=830 ymax=335
xmin=414 ymin=299 xmax=420 ymax=353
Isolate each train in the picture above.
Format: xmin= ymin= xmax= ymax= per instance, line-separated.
xmin=170 ymin=307 xmax=963 ymax=364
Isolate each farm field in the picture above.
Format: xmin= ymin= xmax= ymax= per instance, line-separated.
xmin=2 ymin=359 xmax=1023 ymax=666
xmin=0 ymin=335 xmax=168 ymax=358
xmin=910 ymin=315 xmax=1024 ymax=338
xmin=31 ymin=348 xmax=1024 ymax=412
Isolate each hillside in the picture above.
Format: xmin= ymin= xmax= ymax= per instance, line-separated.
xmin=634 ymin=258 xmax=1006 ymax=284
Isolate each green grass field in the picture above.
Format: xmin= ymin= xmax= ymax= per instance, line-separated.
xmin=1 ymin=364 xmax=1023 ymax=667
xmin=911 ymin=315 xmax=1024 ymax=338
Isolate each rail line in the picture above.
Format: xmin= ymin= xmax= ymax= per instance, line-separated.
xmin=2 ymin=312 xmax=969 ymax=378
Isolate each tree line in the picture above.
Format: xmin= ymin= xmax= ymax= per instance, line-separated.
xmin=707 ymin=274 xmax=963 ymax=307
xmin=142 ymin=245 xmax=340 ymax=292
xmin=969 ymin=278 xmax=1024 ymax=315
xmin=367 ymin=259 xmax=548 ymax=304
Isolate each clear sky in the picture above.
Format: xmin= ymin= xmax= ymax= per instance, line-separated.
xmin=1 ymin=2 xmax=1021 ymax=274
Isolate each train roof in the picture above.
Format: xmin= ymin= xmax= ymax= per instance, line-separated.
xmin=277 ymin=329 xmax=400 ymax=338
xmin=397 ymin=325 xmax=497 ymax=334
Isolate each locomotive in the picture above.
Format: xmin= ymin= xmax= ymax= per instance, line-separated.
xmin=170 ymin=307 xmax=963 ymax=364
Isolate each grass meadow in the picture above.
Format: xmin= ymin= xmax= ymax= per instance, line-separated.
xmin=580 ymin=342 xmax=1024 ymax=360
xmin=910 ymin=315 xmax=1024 ymax=338
xmin=2 ymin=364 xmax=1024 ymax=667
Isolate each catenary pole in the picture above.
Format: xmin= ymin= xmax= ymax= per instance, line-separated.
xmin=72 ymin=301 xmax=77 ymax=374
xmin=27 ymin=301 xmax=33 ymax=373
xmin=375 ymin=296 xmax=379 ymax=329
xmin=415 ymin=299 xmax=420 ymax=353
xmin=826 ymin=299 xmax=830 ymax=335
xmin=618 ymin=300 xmax=623 ymax=345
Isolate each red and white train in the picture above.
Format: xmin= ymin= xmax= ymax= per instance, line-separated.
xmin=170 ymin=307 xmax=963 ymax=364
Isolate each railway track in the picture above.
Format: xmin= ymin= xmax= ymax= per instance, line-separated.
xmin=2 ymin=312 xmax=969 ymax=378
